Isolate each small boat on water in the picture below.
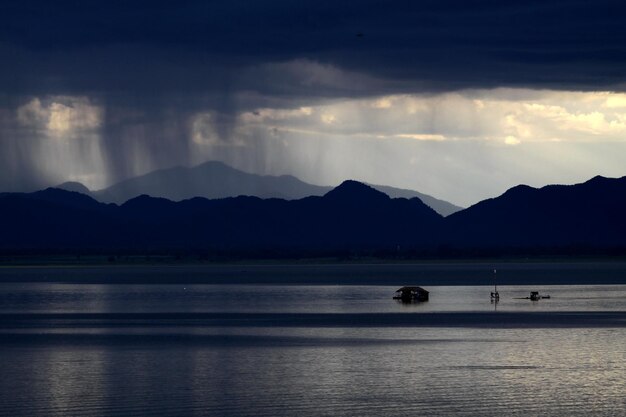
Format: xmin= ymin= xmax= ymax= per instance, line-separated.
xmin=526 ymin=291 xmax=550 ymax=301
xmin=517 ymin=291 xmax=551 ymax=300
xmin=393 ymin=286 xmax=429 ymax=302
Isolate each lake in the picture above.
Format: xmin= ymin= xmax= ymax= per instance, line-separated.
xmin=0 ymin=263 xmax=625 ymax=416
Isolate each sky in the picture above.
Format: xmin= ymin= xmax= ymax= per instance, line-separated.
xmin=2 ymin=0 xmax=626 ymax=206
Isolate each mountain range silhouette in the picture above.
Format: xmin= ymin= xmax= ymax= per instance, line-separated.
xmin=2 ymin=175 xmax=626 ymax=257
xmin=56 ymin=161 xmax=462 ymax=216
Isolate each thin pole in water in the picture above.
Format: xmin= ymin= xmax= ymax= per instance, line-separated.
xmin=491 ymin=269 xmax=499 ymax=302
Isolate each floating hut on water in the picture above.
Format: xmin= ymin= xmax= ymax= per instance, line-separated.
xmin=393 ymin=286 xmax=429 ymax=302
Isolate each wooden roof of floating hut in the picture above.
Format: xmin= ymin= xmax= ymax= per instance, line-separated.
xmin=395 ymin=286 xmax=429 ymax=295
xmin=394 ymin=286 xmax=429 ymax=301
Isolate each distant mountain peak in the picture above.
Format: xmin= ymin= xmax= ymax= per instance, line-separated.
xmin=36 ymin=187 xmax=92 ymax=199
xmin=324 ymin=180 xmax=390 ymax=202
xmin=196 ymin=160 xmax=230 ymax=168
xmin=584 ymin=175 xmax=610 ymax=185
xmin=192 ymin=160 xmax=238 ymax=172
xmin=56 ymin=181 xmax=91 ymax=194
xmin=29 ymin=187 xmax=102 ymax=209
xmin=122 ymin=194 xmax=172 ymax=205
xmin=501 ymin=184 xmax=535 ymax=198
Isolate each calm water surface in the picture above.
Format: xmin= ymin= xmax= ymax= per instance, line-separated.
xmin=1 ymin=283 xmax=626 ymax=313
xmin=0 ymin=268 xmax=625 ymax=416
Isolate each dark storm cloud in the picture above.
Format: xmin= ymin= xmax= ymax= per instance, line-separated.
xmin=2 ymin=0 xmax=626 ymax=97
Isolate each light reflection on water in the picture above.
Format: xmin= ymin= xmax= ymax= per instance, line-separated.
xmin=0 ymin=282 xmax=625 ymax=416
xmin=1 ymin=327 xmax=624 ymax=416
